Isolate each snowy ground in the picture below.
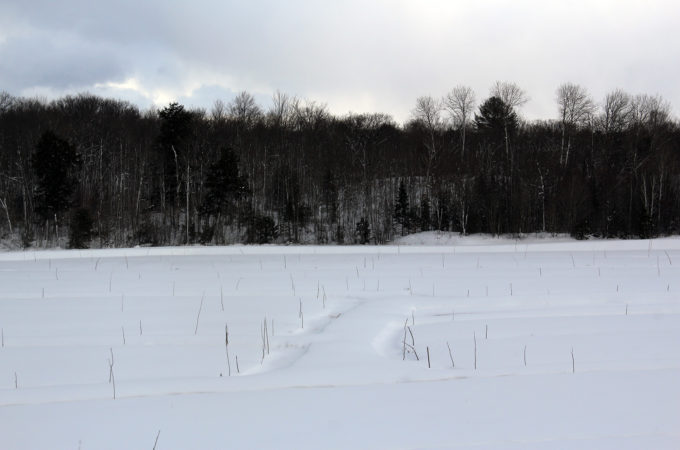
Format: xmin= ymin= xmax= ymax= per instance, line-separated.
xmin=1 ymin=234 xmax=679 ymax=449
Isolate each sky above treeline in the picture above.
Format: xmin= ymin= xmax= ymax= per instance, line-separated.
xmin=1 ymin=0 xmax=678 ymax=123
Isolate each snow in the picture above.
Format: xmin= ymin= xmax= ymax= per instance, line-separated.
xmin=1 ymin=234 xmax=679 ymax=449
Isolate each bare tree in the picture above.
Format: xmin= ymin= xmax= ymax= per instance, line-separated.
xmin=443 ymin=86 xmax=476 ymax=158
xmin=412 ymin=95 xmax=443 ymax=185
xmin=0 ymin=91 xmax=14 ymax=113
xmin=210 ymin=99 xmax=227 ymax=123
xmin=600 ymin=89 xmax=631 ymax=134
xmin=490 ymin=81 xmax=528 ymax=159
xmin=556 ymin=82 xmax=596 ymax=166
xmin=267 ymin=90 xmax=294 ymax=128
xmin=491 ymin=81 xmax=528 ymax=111
xmin=228 ymin=91 xmax=262 ymax=128
xmin=291 ymin=99 xmax=328 ymax=131
xmin=629 ymin=94 xmax=671 ymax=130
xmin=630 ymin=94 xmax=672 ymax=229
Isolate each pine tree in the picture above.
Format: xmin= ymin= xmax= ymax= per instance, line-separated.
xmin=156 ymin=102 xmax=193 ymax=207
xmin=200 ymin=147 xmax=248 ymax=218
xmin=356 ymin=217 xmax=370 ymax=244
xmin=474 ymin=96 xmax=518 ymax=138
xmin=199 ymin=147 xmax=249 ymax=242
xmin=68 ymin=208 xmax=93 ymax=248
xmin=32 ymin=130 xmax=81 ymax=223
xmin=420 ymin=196 xmax=431 ymax=231
xmin=394 ymin=180 xmax=410 ymax=235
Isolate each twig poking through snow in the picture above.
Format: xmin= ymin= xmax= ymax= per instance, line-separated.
xmin=194 ymin=291 xmax=205 ymax=335
xmin=474 ymin=332 xmax=477 ymax=370
xmin=152 ymin=430 xmax=161 ymax=450
xmin=405 ymin=326 xmax=419 ymax=361
xmin=299 ymin=299 xmax=304 ymax=329
xmin=447 ymin=342 xmax=454 ymax=368
xmin=261 ymin=317 xmax=270 ymax=362
xmin=571 ymin=347 xmax=575 ymax=373
xmin=108 ymin=348 xmax=116 ymax=399
xmin=225 ymin=324 xmax=231 ymax=376
xmin=402 ymin=319 xmax=408 ymax=360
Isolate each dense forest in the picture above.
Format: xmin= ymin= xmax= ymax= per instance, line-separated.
xmin=0 ymin=81 xmax=678 ymax=248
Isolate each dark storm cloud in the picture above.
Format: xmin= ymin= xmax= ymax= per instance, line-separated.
xmin=1 ymin=0 xmax=679 ymax=121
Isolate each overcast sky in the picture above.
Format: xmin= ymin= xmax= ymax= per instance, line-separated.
xmin=1 ymin=0 xmax=679 ymax=123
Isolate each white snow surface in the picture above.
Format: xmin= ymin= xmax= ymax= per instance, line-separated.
xmin=1 ymin=234 xmax=679 ymax=449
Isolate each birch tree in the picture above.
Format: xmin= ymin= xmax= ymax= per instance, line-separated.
xmin=443 ymin=86 xmax=476 ymax=158
xmin=556 ymin=82 xmax=595 ymax=166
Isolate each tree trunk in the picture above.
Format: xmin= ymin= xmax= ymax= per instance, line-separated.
xmin=186 ymin=161 xmax=190 ymax=244
xmin=0 ymin=198 xmax=11 ymax=233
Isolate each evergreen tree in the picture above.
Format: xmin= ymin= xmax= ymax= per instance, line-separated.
xmin=32 ymin=130 xmax=81 ymax=222
xmin=420 ymin=196 xmax=431 ymax=231
xmin=156 ymin=102 xmax=193 ymax=207
xmin=356 ymin=217 xmax=370 ymax=244
xmin=474 ymin=96 xmax=518 ymax=138
xmin=200 ymin=147 xmax=249 ymax=218
xmin=394 ymin=180 xmax=410 ymax=235
xmin=68 ymin=208 xmax=93 ymax=248
xmin=245 ymin=214 xmax=279 ymax=244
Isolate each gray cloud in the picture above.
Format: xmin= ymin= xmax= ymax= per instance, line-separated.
xmin=1 ymin=0 xmax=679 ymax=122
xmin=0 ymin=26 xmax=125 ymax=91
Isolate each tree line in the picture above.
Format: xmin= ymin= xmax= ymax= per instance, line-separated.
xmin=0 ymin=81 xmax=678 ymax=248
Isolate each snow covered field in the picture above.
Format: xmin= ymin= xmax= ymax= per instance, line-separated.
xmin=1 ymin=235 xmax=679 ymax=449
